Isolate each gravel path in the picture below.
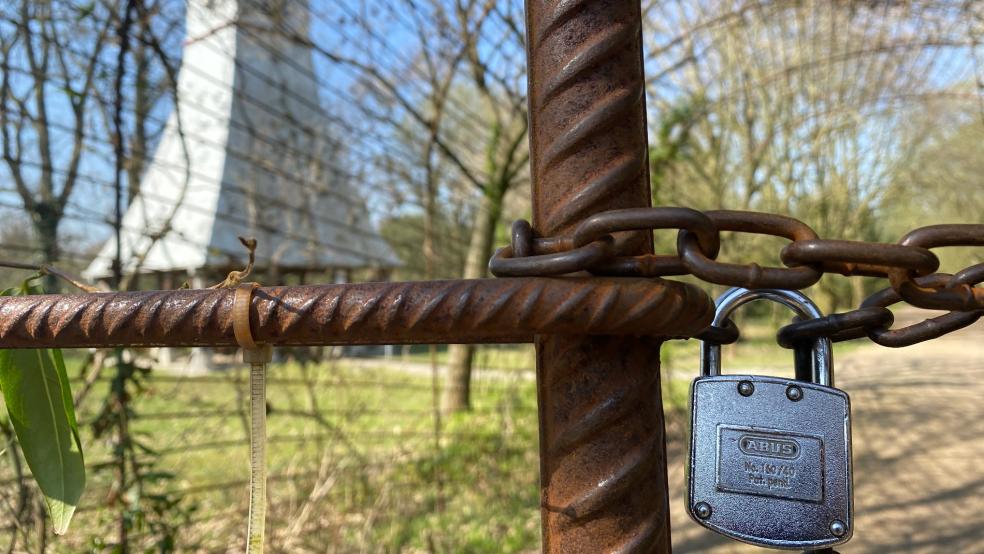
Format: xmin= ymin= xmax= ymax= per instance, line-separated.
xmin=669 ymin=316 xmax=984 ymax=553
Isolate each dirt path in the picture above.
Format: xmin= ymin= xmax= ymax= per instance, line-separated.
xmin=668 ymin=316 xmax=984 ymax=553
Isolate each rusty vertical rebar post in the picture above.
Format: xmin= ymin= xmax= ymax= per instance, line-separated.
xmin=526 ymin=1 xmax=672 ymax=553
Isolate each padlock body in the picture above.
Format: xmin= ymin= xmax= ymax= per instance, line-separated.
xmin=688 ymin=375 xmax=853 ymax=550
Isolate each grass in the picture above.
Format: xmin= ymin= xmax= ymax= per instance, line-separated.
xmin=402 ymin=345 xmax=535 ymax=372
xmin=402 ymin=323 xmax=864 ymax=376
xmin=8 ymin=356 xmax=540 ymax=552
xmin=1 ymin=326 xmax=867 ymax=552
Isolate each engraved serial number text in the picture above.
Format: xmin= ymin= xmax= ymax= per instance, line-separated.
xmin=744 ymin=460 xmax=797 ymax=490
xmin=716 ymin=426 xmax=825 ymax=503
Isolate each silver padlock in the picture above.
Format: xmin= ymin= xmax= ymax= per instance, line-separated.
xmin=688 ymin=287 xmax=853 ymax=550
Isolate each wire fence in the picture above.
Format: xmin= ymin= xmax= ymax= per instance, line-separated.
xmin=0 ymin=345 xmax=543 ymax=552
xmin=1 ymin=1 xmax=983 ymax=552
xmin=3 ymin=334 xmax=984 ymax=552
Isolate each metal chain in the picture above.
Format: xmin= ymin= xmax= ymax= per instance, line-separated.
xmin=490 ymin=208 xmax=984 ymax=347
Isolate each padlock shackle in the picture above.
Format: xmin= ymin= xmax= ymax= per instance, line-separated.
xmin=700 ymin=287 xmax=834 ymax=386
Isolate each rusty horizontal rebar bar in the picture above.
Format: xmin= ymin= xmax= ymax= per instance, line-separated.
xmin=0 ymin=277 xmax=713 ymax=349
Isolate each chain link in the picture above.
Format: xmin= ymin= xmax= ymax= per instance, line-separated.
xmin=678 ymin=210 xmax=822 ymax=289
xmin=489 ymin=220 xmax=614 ymax=276
xmin=776 ymin=307 xmax=895 ymax=348
xmin=490 ymin=208 xmax=984 ymax=346
xmin=889 ymin=225 xmax=984 ymax=311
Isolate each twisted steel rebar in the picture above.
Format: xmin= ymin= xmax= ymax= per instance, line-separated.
xmin=526 ymin=1 xmax=674 ymax=552
xmin=0 ymin=278 xmax=712 ymax=348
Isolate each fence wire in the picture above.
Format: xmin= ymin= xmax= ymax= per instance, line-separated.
xmin=0 ymin=346 xmax=541 ymax=552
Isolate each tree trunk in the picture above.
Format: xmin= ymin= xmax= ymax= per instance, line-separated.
xmin=443 ymin=186 xmax=505 ymax=412
xmin=444 ymin=344 xmax=475 ymax=413
xmin=33 ymin=210 xmax=59 ymax=293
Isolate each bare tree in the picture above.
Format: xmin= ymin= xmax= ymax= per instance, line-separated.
xmin=0 ymin=1 xmax=113 ymax=290
xmin=303 ymin=0 xmax=529 ymax=411
xmin=442 ymin=0 xmax=529 ymax=413
xmin=888 ymin=90 xmax=984 ymax=269
xmin=642 ymin=0 xmax=981 ymax=310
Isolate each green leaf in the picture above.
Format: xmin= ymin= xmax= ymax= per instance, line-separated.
xmin=0 ymin=278 xmax=85 ymax=534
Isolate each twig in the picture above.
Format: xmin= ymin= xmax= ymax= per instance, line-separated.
xmin=72 ymin=350 xmax=108 ymax=406
xmin=0 ymin=423 xmax=27 ymax=554
xmin=40 ymin=265 xmax=102 ymax=293
xmin=0 ymin=260 xmax=38 ymax=271
xmin=209 ymin=236 xmax=257 ymax=289
xmin=0 ymin=259 xmax=103 ymax=293
xmin=280 ymin=451 xmax=338 ymax=549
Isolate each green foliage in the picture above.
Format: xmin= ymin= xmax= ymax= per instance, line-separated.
xmin=0 ymin=275 xmax=85 ymax=535
xmin=89 ymin=352 xmax=198 ymax=552
xmin=370 ymin=395 xmax=541 ymax=553
xmin=884 ymin=103 xmax=984 ymax=270
xmin=380 ymin=212 xmax=471 ymax=279
xmin=649 ymin=95 xmax=705 ymax=206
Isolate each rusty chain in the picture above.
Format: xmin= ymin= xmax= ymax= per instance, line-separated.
xmin=490 ymin=208 xmax=983 ymax=348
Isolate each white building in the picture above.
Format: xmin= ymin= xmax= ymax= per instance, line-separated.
xmin=85 ymin=0 xmax=400 ymax=286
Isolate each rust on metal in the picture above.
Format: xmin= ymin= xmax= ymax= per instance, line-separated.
xmin=890 ymin=224 xmax=984 ymax=310
xmin=776 ymin=307 xmax=894 ymax=348
xmin=526 ymin=0 xmax=678 ymax=551
xmin=492 ymin=207 xmax=721 ymax=278
xmin=695 ymin=318 xmax=740 ymax=345
xmin=0 ymin=278 xmax=712 ymax=349
xmin=490 ymin=237 xmax=614 ymax=277
xmin=781 ymin=239 xmax=939 ymax=278
xmin=511 ymin=219 xmax=535 ymax=258
xmin=952 ymin=263 xmax=984 ymax=290
xmin=492 ymin=208 xmax=982 ymax=346
xmin=526 ymin=1 xmax=653 ymax=249
xmin=862 ymin=273 xmax=983 ymax=347
xmin=571 ymin=208 xmax=718 ymax=253
xmin=678 ymin=210 xmax=822 ymax=289
xmin=574 ymin=207 xmax=719 ymax=278
xmin=493 ymin=209 xmax=983 ymax=313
